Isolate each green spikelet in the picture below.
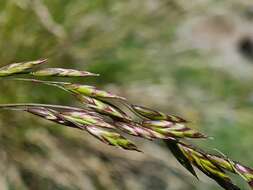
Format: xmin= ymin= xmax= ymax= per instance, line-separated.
xmin=207 ymin=154 xmax=253 ymax=189
xmin=114 ymin=121 xmax=167 ymax=140
xmin=0 ymin=59 xmax=47 ymax=76
xmin=178 ymin=143 xmax=240 ymax=190
xmin=142 ymin=120 xmax=207 ymax=139
xmin=165 ymin=139 xmax=198 ymax=178
xmin=59 ymin=83 xmax=125 ymax=100
xmin=131 ymin=104 xmax=187 ymax=123
xmin=76 ymin=95 xmax=132 ymax=121
xmin=32 ymin=68 xmax=99 ymax=77
xmin=60 ymin=110 xmax=115 ymax=129
xmin=86 ymin=126 xmax=140 ymax=151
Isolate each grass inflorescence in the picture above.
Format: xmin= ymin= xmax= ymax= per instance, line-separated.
xmin=0 ymin=59 xmax=252 ymax=190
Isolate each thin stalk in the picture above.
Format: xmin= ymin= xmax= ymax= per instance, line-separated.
xmin=0 ymin=103 xmax=85 ymax=111
xmin=5 ymin=78 xmax=69 ymax=85
xmin=6 ymin=78 xmax=71 ymax=93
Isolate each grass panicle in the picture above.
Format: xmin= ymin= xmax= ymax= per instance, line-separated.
xmin=0 ymin=59 xmax=252 ymax=190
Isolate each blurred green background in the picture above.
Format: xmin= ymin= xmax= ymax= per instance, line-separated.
xmin=0 ymin=0 xmax=253 ymax=189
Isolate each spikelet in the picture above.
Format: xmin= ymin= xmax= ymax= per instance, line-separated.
xmin=142 ymin=120 xmax=207 ymax=139
xmin=0 ymin=59 xmax=47 ymax=76
xmin=32 ymin=68 xmax=99 ymax=77
xmin=131 ymin=104 xmax=187 ymax=123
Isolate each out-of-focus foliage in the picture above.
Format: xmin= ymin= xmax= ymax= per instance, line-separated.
xmin=0 ymin=0 xmax=253 ymax=190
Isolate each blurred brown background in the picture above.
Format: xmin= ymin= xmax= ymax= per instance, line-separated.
xmin=0 ymin=0 xmax=253 ymax=189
